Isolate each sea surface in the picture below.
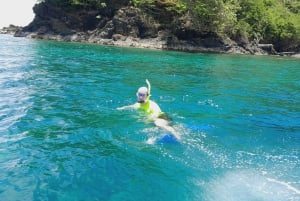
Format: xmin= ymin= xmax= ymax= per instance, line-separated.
xmin=0 ymin=34 xmax=299 ymax=201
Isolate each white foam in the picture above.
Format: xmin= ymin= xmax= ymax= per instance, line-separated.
xmin=203 ymin=170 xmax=300 ymax=201
xmin=145 ymin=136 xmax=157 ymax=145
xmin=267 ymin=177 xmax=300 ymax=195
xmin=198 ymin=99 xmax=219 ymax=109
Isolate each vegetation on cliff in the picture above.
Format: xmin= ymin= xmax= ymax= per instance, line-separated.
xmin=134 ymin=0 xmax=300 ymax=52
xmin=34 ymin=0 xmax=300 ymax=52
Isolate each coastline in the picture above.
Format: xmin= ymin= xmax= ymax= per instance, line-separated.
xmin=15 ymin=31 xmax=236 ymax=54
xmin=0 ymin=2 xmax=277 ymax=56
xmin=2 ymin=1 xmax=299 ymax=58
xmin=1 ymin=26 xmax=299 ymax=58
xmin=0 ymin=29 xmax=234 ymax=54
xmin=13 ymin=31 xmax=300 ymax=58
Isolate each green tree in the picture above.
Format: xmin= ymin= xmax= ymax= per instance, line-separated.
xmin=236 ymin=0 xmax=300 ymax=50
xmin=264 ymin=0 xmax=300 ymax=50
xmin=183 ymin=0 xmax=239 ymax=36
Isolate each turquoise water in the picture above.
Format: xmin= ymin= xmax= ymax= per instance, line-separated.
xmin=0 ymin=34 xmax=299 ymax=201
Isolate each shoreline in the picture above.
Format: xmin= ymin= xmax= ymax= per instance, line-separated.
xmin=17 ymin=32 xmax=300 ymax=58
xmin=1 ymin=29 xmax=299 ymax=58
xmin=2 ymin=2 xmax=299 ymax=58
xmin=19 ymin=32 xmax=232 ymax=53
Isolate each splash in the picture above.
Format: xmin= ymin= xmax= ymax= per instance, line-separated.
xmin=204 ymin=170 xmax=300 ymax=201
xmin=267 ymin=178 xmax=300 ymax=195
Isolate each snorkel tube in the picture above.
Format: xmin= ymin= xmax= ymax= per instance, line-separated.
xmin=146 ymin=79 xmax=151 ymax=100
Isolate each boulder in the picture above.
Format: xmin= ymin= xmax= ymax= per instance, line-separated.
xmin=0 ymin=25 xmax=22 ymax=35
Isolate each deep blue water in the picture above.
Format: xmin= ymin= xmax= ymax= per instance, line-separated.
xmin=0 ymin=34 xmax=299 ymax=201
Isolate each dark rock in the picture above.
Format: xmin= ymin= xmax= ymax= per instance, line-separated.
xmin=112 ymin=7 xmax=158 ymax=38
xmin=1 ymin=25 xmax=23 ymax=35
xmin=112 ymin=34 xmax=126 ymax=41
xmin=258 ymin=44 xmax=277 ymax=54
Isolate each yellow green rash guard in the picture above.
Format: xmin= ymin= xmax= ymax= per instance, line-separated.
xmin=139 ymin=101 xmax=153 ymax=114
xmin=138 ymin=100 xmax=170 ymax=120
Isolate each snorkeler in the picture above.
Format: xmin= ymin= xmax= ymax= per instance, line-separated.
xmin=117 ymin=79 xmax=181 ymax=141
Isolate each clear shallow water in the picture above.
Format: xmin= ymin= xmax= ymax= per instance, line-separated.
xmin=0 ymin=34 xmax=299 ymax=201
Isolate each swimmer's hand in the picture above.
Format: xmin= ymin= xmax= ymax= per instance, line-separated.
xmin=116 ymin=106 xmax=129 ymax=110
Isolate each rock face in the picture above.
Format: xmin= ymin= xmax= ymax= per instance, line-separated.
xmin=15 ymin=1 xmax=275 ymax=55
xmin=0 ymin=25 xmax=23 ymax=35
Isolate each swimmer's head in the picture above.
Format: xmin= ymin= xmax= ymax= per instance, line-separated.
xmin=136 ymin=87 xmax=149 ymax=103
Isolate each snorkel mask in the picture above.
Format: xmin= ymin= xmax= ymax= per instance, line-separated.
xmin=136 ymin=79 xmax=151 ymax=103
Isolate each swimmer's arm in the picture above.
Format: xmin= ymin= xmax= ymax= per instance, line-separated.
xmin=149 ymin=101 xmax=162 ymax=118
xmin=116 ymin=103 xmax=139 ymax=110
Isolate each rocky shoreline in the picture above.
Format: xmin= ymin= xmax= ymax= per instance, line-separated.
xmin=0 ymin=25 xmax=23 ymax=35
xmin=1 ymin=2 xmax=299 ymax=58
xmin=11 ymin=28 xmax=299 ymax=58
xmin=14 ymin=30 xmax=253 ymax=54
xmin=2 ymin=26 xmax=299 ymax=58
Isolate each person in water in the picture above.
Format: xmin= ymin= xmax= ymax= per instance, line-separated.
xmin=117 ymin=79 xmax=181 ymax=141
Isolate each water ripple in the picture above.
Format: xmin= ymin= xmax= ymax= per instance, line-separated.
xmin=1 ymin=35 xmax=299 ymax=201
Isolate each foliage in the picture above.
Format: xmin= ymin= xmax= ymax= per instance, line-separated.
xmin=132 ymin=0 xmax=186 ymax=14
xmin=180 ymin=0 xmax=300 ymax=50
xmin=236 ymin=0 xmax=300 ymax=50
xmin=182 ymin=0 xmax=238 ymax=34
